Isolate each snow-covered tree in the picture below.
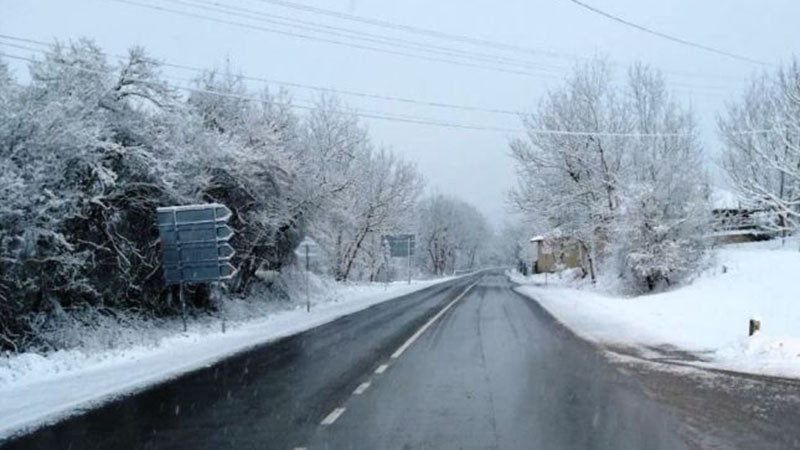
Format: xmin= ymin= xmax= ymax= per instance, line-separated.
xmin=510 ymin=59 xmax=710 ymax=290
xmin=0 ymin=40 xmax=192 ymax=349
xmin=614 ymin=64 xmax=709 ymax=292
xmin=303 ymin=100 xmax=424 ymax=281
xmin=416 ymin=195 xmax=491 ymax=275
xmin=493 ymin=218 xmax=536 ymax=267
xmin=719 ymin=60 xmax=800 ymax=236
xmin=185 ymin=68 xmax=308 ymax=292
xmin=510 ymin=57 xmax=630 ymax=281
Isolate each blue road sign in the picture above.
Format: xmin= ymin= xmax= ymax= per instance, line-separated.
xmin=157 ymin=204 xmax=237 ymax=285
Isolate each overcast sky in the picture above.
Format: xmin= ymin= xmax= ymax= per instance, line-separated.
xmin=2 ymin=0 xmax=798 ymax=228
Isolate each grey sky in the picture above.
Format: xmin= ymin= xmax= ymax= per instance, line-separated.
xmin=2 ymin=0 xmax=798 ymax=227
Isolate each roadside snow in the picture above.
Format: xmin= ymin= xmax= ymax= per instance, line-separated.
xmin=0 ymin=277 xmax=454 ymax=440
xmin=511 ymin=240 xmax=800 ymax=379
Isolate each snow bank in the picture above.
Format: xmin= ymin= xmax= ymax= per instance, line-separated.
xmin=511 ymin=240 xmax=800 ymax=379
xmin=0 ymin=276 xmax=454 ymax=440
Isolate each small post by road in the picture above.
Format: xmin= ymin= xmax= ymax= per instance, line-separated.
xmin=305 ymin=243 xmax=310 ymax=312
xmin=407 ymin=236 xmax=412 ymax=285
xmin=749 ymin=317 xmax=761 ymax=336
xmin=179 ymin=283 xmax=187 ymax=332
xmin=174 ymin=208 xmax=187 ymax=333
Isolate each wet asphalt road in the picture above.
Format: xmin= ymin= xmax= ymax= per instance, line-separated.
xmin=4 ymin=272 xmax=690 ymax=450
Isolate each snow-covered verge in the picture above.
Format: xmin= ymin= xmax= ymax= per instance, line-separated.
xmin=0 ymin=275 xmax=455 ymax=440
xmin=510 ymin=240 xmax=800 ymax=379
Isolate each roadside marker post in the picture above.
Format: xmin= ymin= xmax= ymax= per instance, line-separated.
xmin=305 ymin=243 xmax=310 ymax=312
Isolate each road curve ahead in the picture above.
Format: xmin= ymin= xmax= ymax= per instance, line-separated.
xmin=4 ymin=272 xmax=690 ymax=450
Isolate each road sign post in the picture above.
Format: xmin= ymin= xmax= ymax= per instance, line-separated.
xmin=407 ymin=236 xmax=411 ymax=285
xmin=294 ymin=237 xmax=320 ymax=313
xmin=383 ymin=234 xmax=415 ymax=284
xmin=157 ymin=203 xmax=237 ymax=332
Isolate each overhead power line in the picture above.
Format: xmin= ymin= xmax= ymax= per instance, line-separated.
xmin=244 ymin=0 xmax=746 ymax=84
xmin=169 ymin=0 xmax=567 ymax=75
xmin=0 ymin=34 xmax=528 ymax=116
xmin=0 ymin=50 xmax=774 ymax=137
xmin=0 ymin=50 xmax=522 ymax=133
xmin=101 ymin=1 xmax=741 ymax=94
xmin=139 ymin=0 xmax=743 ymax=86
xmin=0 ymin=32 xmax=727 ymax=127
xmin=251 ymin=0 xmax=570 ymax=60
xmin=565 ymin=0 xmax=774 ymax=67
xmin=110 ymin=0 xmax=562 ymax=79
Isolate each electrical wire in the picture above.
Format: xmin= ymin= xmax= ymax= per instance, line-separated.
xmin=109 ymin=0 xmax=563 ymax=79
xmin=169 ymin=0 xmax=567 ymax=74
xmin=250 ymin=0 xmax=570 ymax=60
xmin=0 ymin=47 xmax=776 ymax=137
xmin=0 ymin=34 xmax=529 ymax=116
xmin=565 ymin=0 xmax=774 ymax=67
xmin=248 ymin=0 xmax=748 ymax=83
xmin=111 ymin=0 xmax=744 ymax=90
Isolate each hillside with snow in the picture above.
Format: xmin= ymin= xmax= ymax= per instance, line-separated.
xmin=512 ymin=240 xmax=800 ymax=379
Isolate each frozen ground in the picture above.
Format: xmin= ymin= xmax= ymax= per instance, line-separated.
xmin=511 ymin=239 xmax=800 ymax=379
xmin=0 ymin=275 xmax=455 ymax=440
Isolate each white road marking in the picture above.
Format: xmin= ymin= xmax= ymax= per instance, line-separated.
xmin=390 ymin=280 xmax=479 ymax=359
xmin=320 ymin=407 xmax=347 ymax=426
xmin=292 ymin=447 xmax=308 ymax=450
xmin=315 ymin=279 xmax=480 ymax=432
xmin=353 ymin=382 xmax=371 ymax=395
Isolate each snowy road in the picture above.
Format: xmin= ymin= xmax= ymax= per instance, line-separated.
xmin=4 ymin=272 xmax=691 ymax=449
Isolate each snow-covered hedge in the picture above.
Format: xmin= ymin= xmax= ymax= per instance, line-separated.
xmin=0 ymin=40 xmax=429 ymax=352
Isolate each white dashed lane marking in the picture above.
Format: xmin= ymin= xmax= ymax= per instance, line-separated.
xmin=353 ymin=382 xmax=371 ymax=395
xmin=316 ymin=278 xmax=481 ymax=431
xmin=320 ymin=407 xmax=347 ymax=426
xmin=390 ymin=281 xmax=478 ymax=359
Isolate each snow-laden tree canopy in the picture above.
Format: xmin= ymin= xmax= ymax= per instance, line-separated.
xmin=510 ymin=58 xmax=710 ymax=292
xmin=0 ymin=40 xmax=438 ymax=351
xmin=719 ymin=59 xmax=800 ymax=236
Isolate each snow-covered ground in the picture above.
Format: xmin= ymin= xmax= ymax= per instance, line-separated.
xmin=511 ymin=240 xmax=800 ymax=379
xmin=0 ymin=276 xmax=455 ymax=440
